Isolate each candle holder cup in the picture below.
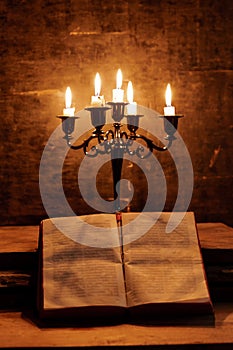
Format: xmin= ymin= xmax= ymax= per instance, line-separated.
xmin=161 ymin=115 xmax=184 ymax=140
xmin=57 ymin=116 xmax=79 ymax=140
xmin=85 ymin=106 xmax=111 ymax=136
xmin=126 ymin=115 xmax=143 ymax=139
xmin=107 ymin=102 xmax=128 ymax=122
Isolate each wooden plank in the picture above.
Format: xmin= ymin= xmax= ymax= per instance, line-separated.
xmin=0 ymin=226 xmax=38 ymax=253
xmin=0 ymin=303 xmax=232 ymax=348
xmin=0 ymin=226 xmax=38 ymax=270
xmin=197 ymin=223 xmax=233 ymax=250
xmin=0 ymin=222 xmax=232 ymax=254
xmin=0 ymin=222 xmax=232 ymax=310
xmin=0 ymin=226 xmax=38 ymax=310
xmin=0 ymin=222 xmax=232 ymax=270
xmin=197 ymin=223 xmax=233 ymax=265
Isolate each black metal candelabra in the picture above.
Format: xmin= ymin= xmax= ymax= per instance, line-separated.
xmin=57 ymin=102 xmax=183 ymax=211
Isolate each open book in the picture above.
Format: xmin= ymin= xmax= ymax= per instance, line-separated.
xmin=37 ymin=212 xmax=214 ymax=325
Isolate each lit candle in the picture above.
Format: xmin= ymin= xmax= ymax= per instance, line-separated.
xmin=164 ymin=83 xmax=175 ymax=116
xmin=63 ymin=87 xmax=75 ymax=116
xmin=126 ymin=81 xmax=137 ymax=115
xmin=112 ymin=69 xmax=124 ymax=102
xmin=91 ymin=73 xmax=105 ymax=106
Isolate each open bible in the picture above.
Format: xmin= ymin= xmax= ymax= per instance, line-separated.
xmin=37 ymin=212 xmax=214 ymax=325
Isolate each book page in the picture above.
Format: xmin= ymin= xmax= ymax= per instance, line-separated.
xmin=122 ymin=212 xmax=211 ymax=307
xmin=41 ymin=215 xmax=127 ymax=311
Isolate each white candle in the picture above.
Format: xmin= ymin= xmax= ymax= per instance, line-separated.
xmin=91 ymin=72 xmax=105 ymax=106
xmin=126 ymin=81 xmax=137 ymax=115
xmin=112 ymin=69 xmax=124 ymax=102
xmin=63 ymin=86 xmax=75 ymax=116
xmin=164 ymin=83 xmax=175 ymax=116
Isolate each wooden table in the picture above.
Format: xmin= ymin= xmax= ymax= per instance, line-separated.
xmin=0 ymin=222 xmax=233 ymax=348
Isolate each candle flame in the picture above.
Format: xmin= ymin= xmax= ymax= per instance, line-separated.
xmin=116 ymin=69 xmax=122 ymax=89
xmin=127 ymin=81 xmax=134 ymax=103
xmin=95 ymin=72 xmax=101 ymax=96
xmin=65 ymin=86 xmax=72 ymax=108
xmin=165 ymin=83 xmax=172 ymax=106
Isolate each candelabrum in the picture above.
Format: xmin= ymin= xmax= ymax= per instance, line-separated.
xmin=57 ymin=103 xmax=183 ymax=211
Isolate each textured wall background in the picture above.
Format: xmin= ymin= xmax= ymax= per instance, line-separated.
xmin=0 ymin=0 xmax=233 ymax=225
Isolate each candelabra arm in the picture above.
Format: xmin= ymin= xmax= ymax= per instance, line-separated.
xmin=65 ymin=137 xmax=87 ymax=150
xmin=105 ymin=129 xmax=114 ymax=140
xmin=66 ymin=133 xmax=104 ymax=157
xmin=131 ymin=133 xmax=171 ymax=155
xmin=120 ymin=131 xmax=129 ymax=140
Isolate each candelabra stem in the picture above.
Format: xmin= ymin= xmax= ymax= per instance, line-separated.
xmin=111 ymin=146 xmax=124 ymax=212
xmin=113 ymin=123 xmax=121 ymax=138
